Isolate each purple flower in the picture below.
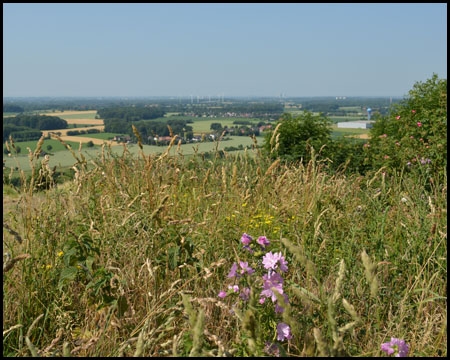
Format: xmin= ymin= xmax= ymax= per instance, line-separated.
xmin=381 ymin=337 xmax=409 ymax=357
xmin=262 ymin=251 xmax=288 ymax=273
xmin=276 ymin=322 xmax=292 ymax=341
xmin=241 ymin=233 xmax=253 ymax=246
xmin=243 ymin=245 xmax=254 ymax=254
xmin=227 ymin=262 xmax=238 ymax=278
xmin=239 ymin=287 xmax=251 ymax=301
xmin=228 ymin=284 xmax=239 ymax=293
xmin=420 ymin=157 xmax=431 ymax=165
xmin=257 ymin=236 xmax=270 ymax=247
xmin=239 ymin=261 xmax=255 ymax=275
xmin=218 ymin=290 xmax=227 ymax=298
xmin=264 ymin=342 xmax=280 ymax=357
xmin=228 ymin=261 xmax=255 ymax=278
xmin=261 ymin=271 xmax=284 ymax=302
xmin=274 ymin=293 xmax=289 ymax=313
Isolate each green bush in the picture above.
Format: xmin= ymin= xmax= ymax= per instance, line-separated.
xmin=367 ymin=73 xmax=447 ymax=182
xmin=262 ymin=111 xmax=333 ymax=163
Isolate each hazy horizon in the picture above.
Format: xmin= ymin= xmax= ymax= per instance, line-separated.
xmin=3 ymin=3 xmax=447 ymax=98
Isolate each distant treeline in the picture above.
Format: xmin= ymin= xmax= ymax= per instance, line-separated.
xmin=97 ymin=105 xmax=165 ymax=121
xmin=3 ymin=104 xmax=24 ymax=113
xmin=107 ymin=118 xmax=194 ymax=143
xmin=98 ymin=106 xmax=195 ymax=143
xmin=3 ymin=114 xmax=67 ymax=142
xmin=299 ymin=97 xmax=400 ymax=115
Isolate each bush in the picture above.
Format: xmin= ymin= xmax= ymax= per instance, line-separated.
xmin=367 ymin=73 xmax=447 ymax=182
xmin=262 ymin=111 xmax=332 ymax=163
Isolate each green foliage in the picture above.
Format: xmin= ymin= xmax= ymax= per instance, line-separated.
xmin=2 ymin=75 xmax=447 ymax=357
xmin=326 ymin=137 xmax=370 ymax=175
xmin=3 ymin=114 xmax=68 ymax=130
xmin=98 ymin=105 xmax=165 ymax=121
xmin=263 ymin=111 xmax=333 ymax=163
xmin=3 ymin=104 xmax=24 ymax=113
xmin=210 ymin=122 xmax=223 ymax=131
xmin=368 ymin=73 xmax=447 ymax=181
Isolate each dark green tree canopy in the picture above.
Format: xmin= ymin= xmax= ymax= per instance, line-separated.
xmin=262 ymin=111 xmax=332 ymax=163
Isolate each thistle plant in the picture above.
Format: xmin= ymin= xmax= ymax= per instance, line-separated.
xmin=217 ymin=233 xmax=292 ymax=356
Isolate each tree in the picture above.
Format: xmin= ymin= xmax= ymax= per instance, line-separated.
xmin=86 ymin=141 xmax=94 ymax=148
xmin=262 ymin=111 xmax=332 ymax=163
xmin=210 ymin=123 xmax=223 ymax=131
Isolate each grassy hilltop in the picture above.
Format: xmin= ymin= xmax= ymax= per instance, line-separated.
xmin=3 ymin=77 xmax=447 ymax=357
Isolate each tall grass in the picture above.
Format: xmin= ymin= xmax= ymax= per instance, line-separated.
xmin=3 ymin=132 xmax=446 ymax=357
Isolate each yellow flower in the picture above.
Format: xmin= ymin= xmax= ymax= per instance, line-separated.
xmin=45 ymin=264 xmax=52 ymax=270
xmin=242 ymin=202 xmax=247 ymax=207
xmin=57 ymin=251 xmax=64 ymax=257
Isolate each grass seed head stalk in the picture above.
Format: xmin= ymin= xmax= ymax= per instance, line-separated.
xmin=361 ymin=249 xmax=379 ymax=298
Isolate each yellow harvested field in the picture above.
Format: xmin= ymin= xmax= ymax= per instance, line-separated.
xmin=42 ymin=110 xmax=97 ymax=116
xmin=43 ymin=125 xmax=122 ymax=146
xmin=64 ymin=119 xmax=104 ymax=125
xmin=345 ymin=133 xmax=371 ymax=140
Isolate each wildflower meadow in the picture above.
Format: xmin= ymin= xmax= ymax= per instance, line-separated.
xmin=3 ymin=75 xmax=447 ymax=356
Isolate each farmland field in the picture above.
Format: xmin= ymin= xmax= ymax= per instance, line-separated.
xmin=76 ymin=132 xmax=121 ymax=140
xmin=39 ymin=110 xmax=98 ymax=117
xmin=189 ymin=117 xmax=263 ymax=133
xmin=4 ymin=110 xmax=370 ymax=172
xmin=3 ymin=135 xmax=258 ymax=173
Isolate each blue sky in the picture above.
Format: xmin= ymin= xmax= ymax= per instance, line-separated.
xmin=3 ymin=3 xmax=447 ymax=98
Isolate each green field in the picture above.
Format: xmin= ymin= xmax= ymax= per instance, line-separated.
xmin=3 ymin=138 xmax=90 ymax=154
xmin=4 ymin=111 xmax=100 ymax=121
xmin=3 ymin=136 xmax=258 ymax=174
xmin=76 ymin=132 xmax=119 ymax=140
xmin=189 ymin=117 xmax=262 ymax=133
xmin=148 ymin=115 xmax=264 ymax=133
xmin=338 ymin=106 xmax=362 ymax=111
xmin=3 ymin=112 xmax=369 ymax=173
xmin=52 ymin=112 xmax=99 ymax=120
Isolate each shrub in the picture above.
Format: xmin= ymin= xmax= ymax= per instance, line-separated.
xmin=367 ymin=73 xmax=447 ymax=182
xmin=262 ymin=111 xmax=333 ymax=164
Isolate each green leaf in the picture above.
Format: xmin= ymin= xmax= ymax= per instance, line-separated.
xmin=168 ymin=245 xmax=180 ymax=270
xmin=58 ymin=266 xmax=79 ymax=289
xmin=117 ymin=295 xmax=129 ymax=318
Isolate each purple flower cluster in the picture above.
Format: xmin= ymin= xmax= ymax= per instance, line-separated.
xmin=419 ymin=157 xmax=431 ymax=165
xmin=381 ymin=337 xmax=410 ymax=357
xmin=218 ymin=233 xmax=292 ymax=351
xmin=240 ymin=233 xmax=271 ymax=253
